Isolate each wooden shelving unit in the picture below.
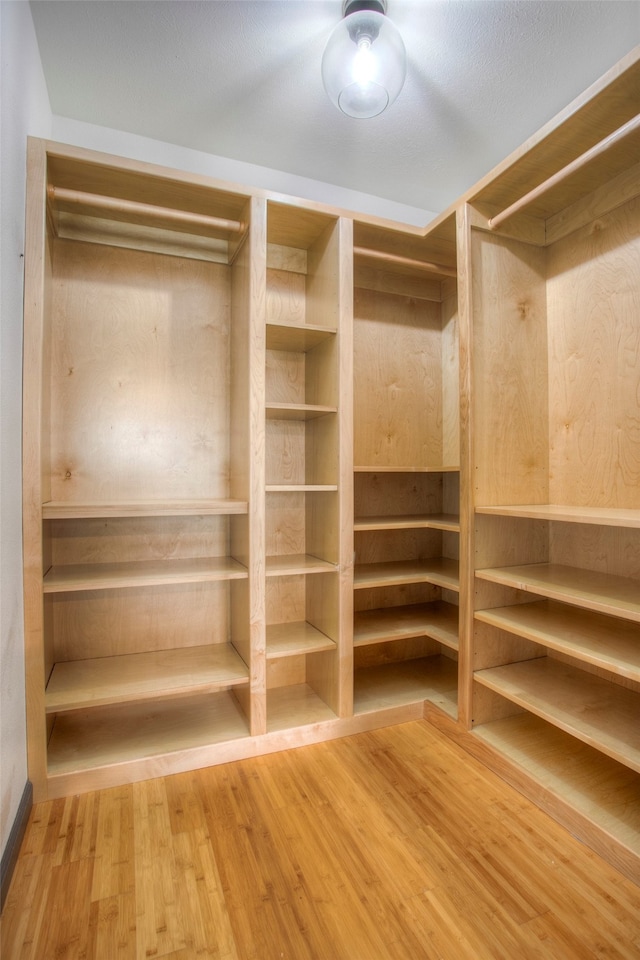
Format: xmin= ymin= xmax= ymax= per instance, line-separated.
xmin=263 ymin=201 xmax=352 ymax=728
xmin=352 ymin=220 xmax=460 ymax=719
xmin=22 ymin=50 xmax=640 ymax=884
xmin=452 ymin=48 xmax=640 ymax=885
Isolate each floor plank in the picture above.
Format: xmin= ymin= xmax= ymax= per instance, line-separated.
xmin=2 ymin=719 xmax=640 ymax=959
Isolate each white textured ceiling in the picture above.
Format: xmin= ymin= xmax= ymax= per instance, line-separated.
xmin=30 ymin=0 xmax=640 ymax=215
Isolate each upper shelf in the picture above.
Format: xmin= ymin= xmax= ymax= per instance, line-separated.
xmin=44 ymin=557 xmax=248 ymax=593
xmin=45 ymin=150 xmax=251 ymax=262
xmin=476 ymin=504 xmax=640 ymax=528
xmin=466 ymin=51 xmax=640 ymax=227
xmin=42 ymin=499 xmax=249 ymax=519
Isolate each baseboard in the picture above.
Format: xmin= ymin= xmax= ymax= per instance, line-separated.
xmin=0 ymin=780 xmax=33 ymax=913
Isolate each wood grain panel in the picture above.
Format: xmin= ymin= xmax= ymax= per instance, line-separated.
xmin=51 ymin=580 xmax=233 ymax=660
xmin=50 ymin=240 xmax=230 ymax=502
xmin=353 ymin=288 xmax=443 ymax=469
xmin=547 ymin=195 xmax=640 ymax=507
xmin=471 ymin=231 xmax=548 ymax=505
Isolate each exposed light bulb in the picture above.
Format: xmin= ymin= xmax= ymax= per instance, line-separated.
xmin=321 ymin=1 xmax=406 ymax=119
xmin=352 ymin=37 xmax=375 ymax=85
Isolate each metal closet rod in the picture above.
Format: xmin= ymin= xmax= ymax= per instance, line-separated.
xmin=489 ymin=113 xmax=640 ymax=230
xmin=353 ymin=245 xmax=457 ymax=278
xmin=47 ymin=185 xmax=245 ymax=236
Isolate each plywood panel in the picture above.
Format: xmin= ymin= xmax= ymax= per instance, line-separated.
xmin=354 ymin=288 xmax=443 ymax=469
xmin=547 ymin=195 xmax=640 ymax=508
xmin=49 ymin=515 xmax=228 ymax=565
xmin=471 ymin=231 xmax=548 ymax=505
xmin=51 ymin=580 xmax=232 ymax=660
xmin=50 ymin=240 xmax=230 ymax=502
xmin=441 ymin=291 xmax=460 ymax=469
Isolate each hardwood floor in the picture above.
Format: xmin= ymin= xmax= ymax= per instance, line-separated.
xmin=2 ymin=719 xmax=640 ymax=959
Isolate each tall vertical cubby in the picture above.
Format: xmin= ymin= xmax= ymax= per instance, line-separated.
xmin=263 ymin=202 xmax=353 ymax=730
xmin=23 ymin=141 xmax=265 ymax=797
xmin=351 ymin=220 xmax=461 ymax=720
xmin=454 ymin=51 xmax=640 ymax=880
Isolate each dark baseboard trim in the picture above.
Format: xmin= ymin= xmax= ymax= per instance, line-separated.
xmin=0 ymin=780 xmax=33 ymax=914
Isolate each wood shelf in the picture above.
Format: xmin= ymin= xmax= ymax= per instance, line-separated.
xmin=43 ymin=556 xmax=248 ymax=593
xmin=354 ymin=601 xmax=458 ymax=651
xmin=265 ymin=554 xmax=337 ymax=577
xmin=42 ymin=498 xmax=249 ymax=519
xmin=47 ymin=691 xmax=250 ymax=777
xmin=354 ymin=557 xmax=459 ymax=591
xmin=354 ymin=466 xmax=460 ymax=474
xmin=475 ymin=600 xmax=640 ymax=682
xmin=475 ymin=563 xmax=640 ymax=622
xmin=265 ymin=402 xmax=337 ymax=420
xmin=354 ymin=513 xmax=460 ymax=532
xmin=266 ymin=621 xmax=336 ymax=659
xmin=476 ymin=503 xmax=640 ymax=528
xmin=266 ymin=322 xmax=336 ymax=352
xmin=266 ymin=683 xmax=337 ymax=732
xmin=475 ymin=658 xmax=640 ymax=773
xmin=472 ymin=713 xmax=640 ymax=858
xmin=354 ymin=656 xmax=458 ymax=718
xmin=265 ymin=484 xmax=338 ymax=493
xmin=45 ymin=643 xmax=249 ymax=713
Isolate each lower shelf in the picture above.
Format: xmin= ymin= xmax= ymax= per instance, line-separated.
xmin=45 ymin=643 xmax=250 ymax=713
xmin=266 ymin=683 xmax=337 ymax=732
xmin=472 ymin=712 xmax=640 ymax=861
xmin=47 ymin=690 xmax=250 ymax=776
xmin=475 ymin=657 xmax=640 ymax=772
xmin=354 ymin=655 xmax=458 ymax=718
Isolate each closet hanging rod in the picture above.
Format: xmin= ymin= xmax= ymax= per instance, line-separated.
xmin=488 ymin=113 xmax=640 ymax=230
xmin=47 ymin=185 xmax=245 ymax=237
xmin=353 ymin=246 xmax=457 ymax=278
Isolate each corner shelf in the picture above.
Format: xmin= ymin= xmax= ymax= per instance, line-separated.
xmin=354 ymin=656 xmax=458 ymax=718
xmin=354 ymin=514 xmax=460 ymax=532
xmin=354 ymin=557 xmax=459 ymax=592
xmin=354 ymin=600 xmax=458 ymax=651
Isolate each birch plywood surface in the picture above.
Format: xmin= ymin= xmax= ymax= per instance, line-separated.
xmin=353 ymin=288 xmax=443 ymax=469
xmin=475 ymin=657 xmax=640 ymax=772
xmin=547 ymin=195 xmax=640 ymax=508
xmin=50 ymin=580 xmax=235 ymax=661
xmin=471 ymin=231 xmax=549 ymax=505
xmin=49 ymin=240 xmax=230 ymax=502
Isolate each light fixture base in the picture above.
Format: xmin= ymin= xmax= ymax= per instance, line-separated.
xmin=343 ymin=0 xmax=387 ymax=17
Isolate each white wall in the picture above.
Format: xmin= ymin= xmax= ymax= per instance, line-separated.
xmin=0 ymin=1 xmax=52 ymax=856
xmin=52 ymin=116 xmax=436 ymax=227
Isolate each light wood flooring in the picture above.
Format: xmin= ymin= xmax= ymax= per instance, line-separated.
xmin=2 ymin=719 xmax=640 ymax=959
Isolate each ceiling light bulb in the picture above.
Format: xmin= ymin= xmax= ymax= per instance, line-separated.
xmin=322 ymin=0 xmax=407 ymax=119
